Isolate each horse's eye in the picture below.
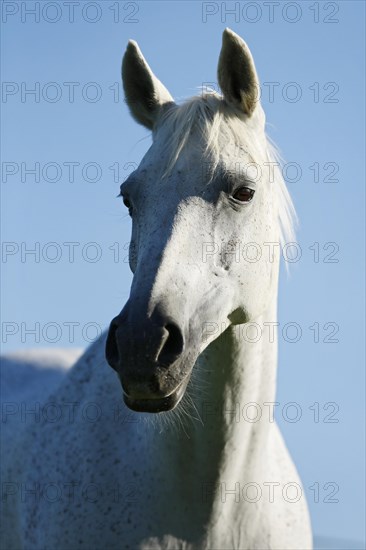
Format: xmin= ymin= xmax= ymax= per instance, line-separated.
xmin=122 ymin=196 xmax=132 ymax=213
xmin=232 ymin=187 xmax=255 ymax=202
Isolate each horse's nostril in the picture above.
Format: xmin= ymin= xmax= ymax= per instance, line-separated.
xmin=105 ymin=318 xmax=120 ymax=371
xmin=157 ymin=323 xmax=184 ymax=366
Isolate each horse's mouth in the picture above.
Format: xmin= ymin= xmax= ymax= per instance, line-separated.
xmin=123 ymin=376 xmax=189 ymax=413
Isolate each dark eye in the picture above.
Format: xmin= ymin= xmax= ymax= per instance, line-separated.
xmin=232 ymin=187 xmax=255 ymax=203
xmin=122 ymin=196 xmax=133 ymax=214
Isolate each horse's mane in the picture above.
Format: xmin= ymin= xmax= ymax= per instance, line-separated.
xmin=158 ymin=92 xmax=296 ymax=247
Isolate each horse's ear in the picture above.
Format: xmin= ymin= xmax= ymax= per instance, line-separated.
xmin=217 ymin=28 xmax=260 ymax=117
xmin=122 ymin=40 xmax=174 ymax=130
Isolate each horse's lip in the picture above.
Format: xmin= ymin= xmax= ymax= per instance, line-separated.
xmin=123 ymin=376 xmax=189 ymax=413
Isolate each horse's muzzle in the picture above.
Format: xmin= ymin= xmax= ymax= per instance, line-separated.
xmin=105 ymin=304 xmax=189 ymax=412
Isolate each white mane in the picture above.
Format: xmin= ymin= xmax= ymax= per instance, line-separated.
xmin=158 ymin=92 xmax=296 ymax=247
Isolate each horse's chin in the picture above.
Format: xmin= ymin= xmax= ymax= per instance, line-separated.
xmin=123 ymin=376 xmax=189 ymax=413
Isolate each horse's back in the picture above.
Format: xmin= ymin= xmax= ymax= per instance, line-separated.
xmin=0 ymin=347 xmax=83 ymax=549
xmin=0 ymin=337 xmax=134 ymax=549
xmin=1 ymin=348 xmax=83 ymax=401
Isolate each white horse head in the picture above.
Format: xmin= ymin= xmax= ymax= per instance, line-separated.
xmin=2 ymin=30 xmax=313 ymax=550
xmin=106 ymin=28 xmax=295 ymax=413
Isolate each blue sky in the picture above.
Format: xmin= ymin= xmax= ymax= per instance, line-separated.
xmin=1 ymin=1 xmax=365 ymax=544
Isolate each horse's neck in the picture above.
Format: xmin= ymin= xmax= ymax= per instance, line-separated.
xmin=180 ymin=290 xmax=278 ymax=474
